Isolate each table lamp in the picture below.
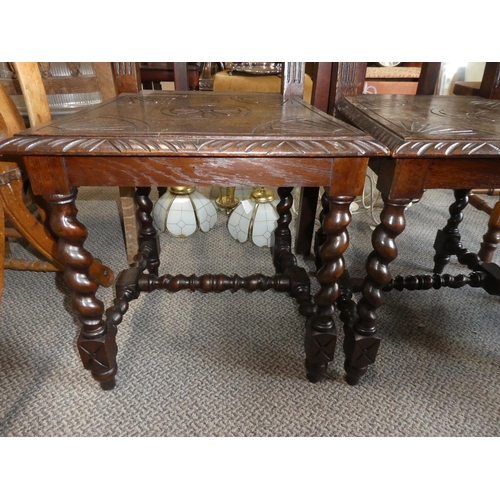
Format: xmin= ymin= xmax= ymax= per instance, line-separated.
xmin=227 ymin=187 xmax=279 ymax=248
xmin=153 ymin=186 xmax=217 ymax=237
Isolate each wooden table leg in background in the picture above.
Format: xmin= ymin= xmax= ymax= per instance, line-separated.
xmin=305 ymin=193 xmax=354 ymax=382
xmin=343 ymin=195 xmax=412 ymax=385
xmin=306 ymin=157 xmax=370 ymax=382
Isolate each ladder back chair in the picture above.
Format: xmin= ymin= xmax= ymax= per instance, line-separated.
xmin=0 ymin=71 xmax=114 ymax=301
xmin=0 ymin=61 xmax=165 ymax=265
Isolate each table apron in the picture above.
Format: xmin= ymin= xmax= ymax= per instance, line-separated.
xmin=373 ymin=157 xmax=500 ymax=200
xmin=424 ymin=158 xmax=500 ymax=190
xmin=23 ymin=155 xmax=370 ymax=196
xmin=64 ymin=156 xmax=335 ymax=190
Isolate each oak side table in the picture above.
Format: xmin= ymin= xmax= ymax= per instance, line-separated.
xmin=337 ymin=94 xmax=500 ymax=385
xmin=0 ymin=90 xmax=387 ymax=389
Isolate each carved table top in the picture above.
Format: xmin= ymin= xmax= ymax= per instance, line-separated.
xmin=337 ymin=95 xmax=500 ymax=158
xmin=0 ymin=91 xmax=388 ymax=158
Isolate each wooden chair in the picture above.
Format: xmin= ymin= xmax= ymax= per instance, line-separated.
xmin=0 ymin=61 xmax=387 ymax=389
xmin=1 ymin=62 xmax=192 ymax=265
xmin=0 ymin=73 xmax=113 ymax=301
xmin=1 ymin=62 xmax=141 ymax=264
xmin=297 ymin=62 xmax=500 ymax=264
xmin=295 ymin=62 xmax=441 ymax=258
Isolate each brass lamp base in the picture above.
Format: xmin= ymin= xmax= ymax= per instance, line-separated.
xmin=215 ymin=187 xmax=239 ymax=214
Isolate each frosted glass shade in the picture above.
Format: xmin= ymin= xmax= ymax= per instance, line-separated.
xmin=153 ymin=189 xmax=217 ymax=237
xmin=227 ymin=197 xmax=279 ymax=248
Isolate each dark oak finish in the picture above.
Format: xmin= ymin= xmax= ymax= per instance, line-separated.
xmin=0 ymin=89 xmax=388 ymax=389
xmin=337 ymin=94 xmax=500 ymax=385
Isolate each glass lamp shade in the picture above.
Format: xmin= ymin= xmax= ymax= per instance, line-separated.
xmin=153 ymin=187 xmax=217 ymax=237
xmin=227 ymin=188 xmax=279 ymax=248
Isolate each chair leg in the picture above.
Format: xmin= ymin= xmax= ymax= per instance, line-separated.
xmin=433 ymin=189 xmax=470 ymax=273
xmin=119 ymin=187 xmax=139 ymax=265
xmin=305 ymin=194 xmax=353 ymax=383
xmin=344 ymin=196 xmax=411 ymax=385
xmin=1 ymin=166 xmax=114 ymax=287
xmin=478 ymin=199 xmax=500 ymax=263
xmin=45 ymin=188 xmax=117 ymax=390
xmin=294 ymin=187 xmax=320 ymax=255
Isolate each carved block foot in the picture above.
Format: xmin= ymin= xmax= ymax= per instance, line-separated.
xmin=344 ymin=362 xmax=366 ymax=386
xmin=343 ymin=324 xmax=381 ymax=385
xmin=305 ymin=317 xmax=337 ymax=383
xmin=78 ymin=324 xmax=118 ymax=390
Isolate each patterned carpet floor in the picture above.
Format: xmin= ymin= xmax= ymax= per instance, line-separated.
xmin=1 ymin=186 xmax=499 ymax=436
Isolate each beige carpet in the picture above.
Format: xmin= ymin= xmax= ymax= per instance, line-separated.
xmin=1 ymin=186 xmax=499 ymax=436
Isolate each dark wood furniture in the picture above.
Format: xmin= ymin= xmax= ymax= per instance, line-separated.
xmin=0 ymin=80 xmax=387 ymax=389
xmin=335 ymin=94 xmax=500 ymax=385
xmin=0 ymin=65 xmax=114 ymax=300
xmin=1 ymin=62 xmax=145 ymax=265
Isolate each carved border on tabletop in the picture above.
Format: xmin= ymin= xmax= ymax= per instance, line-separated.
xmin=337 ymin=99 xmax=500 ymax=157
xmin=0 ymin=135 xmax=388 ymax=157
xmin=393 ymin=140 xmax=500 ymax=157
